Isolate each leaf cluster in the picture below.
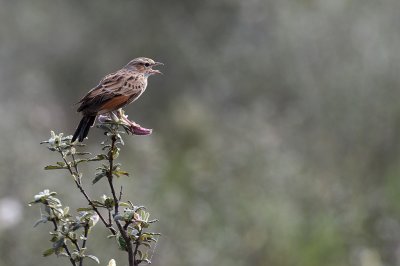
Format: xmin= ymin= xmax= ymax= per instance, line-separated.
xmin=32 ymin=122 xmax=160 ymax=266
xmin=30 ymin=190 xmax=100 ymax=265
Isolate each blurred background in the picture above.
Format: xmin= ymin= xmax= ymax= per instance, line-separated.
xmin=1 ymin=0 xmax=400 ymax=265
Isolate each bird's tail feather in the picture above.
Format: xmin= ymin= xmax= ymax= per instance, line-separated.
xmin=72 ymin=115 xmax=96 ymax=142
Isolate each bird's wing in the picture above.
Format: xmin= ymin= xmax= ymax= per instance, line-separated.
xmin=77 ymin=71 xmax=143 ymax=114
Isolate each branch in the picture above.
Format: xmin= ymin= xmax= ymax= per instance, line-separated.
xmin=79 ymin=225 xmax=90 ymax=266
xmin=36 ymin=129 xmax=160 ymax=266
xmin=107 ymin=135 xmax=119 ymax=214
xmin=50 ymin=215 xmax=76 ymax=266
xmin=133 ymin=229 xmax=142 ymax=266
xmin=58 ymin=149 xmax=117 ymax=235
xmin=106 ymin=134 xmax=134 ymax=266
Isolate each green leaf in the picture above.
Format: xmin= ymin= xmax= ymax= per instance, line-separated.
xmin=102 ymin=144 xmax=112 ymax=150
xmin=53 ymin=237 xmax=65 ymax=249
xmin=113 ymin=170 xmax=129 ymax=177
xmin=77 ymin=207 xmax=93 ymax=212
xmin=43 ymin=248 xmax=55 ymax=257
xmin=75 ymin=159 xmax=88 ymax=164
xmin=147 ymin=232 xmax=161 ymax=236
xmin=142 ymin=259 xmax=151 ymax=264
xmin=85 ymin=255 xmax=100 ymax=264
xmin=112 ymin=163 xmax=121 ymax=170
xmin=88 ymin=154 xmax=107 ymax=161
xmin=141 ymin=252 xmax=148 ymax=261
xmin=137 ymin=250 xmax=143 ymax=259
xmin=50 ymin=235 xmax=58 ymax=242
xmin=116 ymin=235 xmax=127 ymax=251
xmin=56 ymin=161 xmax=66 ymax=167
xmin=91 ymin=200 xmax=105 ymax=207
xmin=92 ymin=172 xmax=107 ymax=184
xmin=58 ymin=252 xmax=70 ymax=258
xmin=119 ymin=202 xmax=131 ymax=207
xmin=44 ymin=165 xmax=67 ymax=170
xmin=96 ymin=164 xmax=109 ymax=171
xmin=114 ymin=214 xmax=124 ymax=221
xmin=116 ymin=134 xmax=125 ymax=146
xmin=104 ymin=198 xmax=115 ymax=209
xmin=33 ymin=217 xmax=48 ymax=227
xmin=75 ymin=152 xmax=91 ymax=155
xmin=73 ymin=142 xmax=87 ymax=147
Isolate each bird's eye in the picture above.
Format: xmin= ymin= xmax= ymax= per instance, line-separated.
xmin=144 ymin=63 xmax=150 ymax=67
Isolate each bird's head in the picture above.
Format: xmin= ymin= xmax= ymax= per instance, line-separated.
xmin=125 ymin=57 xmax=163 ymax=76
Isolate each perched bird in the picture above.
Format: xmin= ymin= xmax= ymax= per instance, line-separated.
xmin=72 ymin=57 xmax=163 ymax=142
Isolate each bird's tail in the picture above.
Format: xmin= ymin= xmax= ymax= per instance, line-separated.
xmin=72 ymin=115 xmax=96 ymax=142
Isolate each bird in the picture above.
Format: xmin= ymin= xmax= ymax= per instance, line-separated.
xmin=71 ymin=57 xmax=163 ymax=142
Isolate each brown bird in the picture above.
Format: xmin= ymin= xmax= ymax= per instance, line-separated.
xmin=72 ymin=57 xmax=163 ymax=142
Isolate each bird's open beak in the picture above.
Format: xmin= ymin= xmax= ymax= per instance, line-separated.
xmin=150 ymin=62 xmax=164 ymax=75
xmin=150 ymin=69 xmax=162 ymax=75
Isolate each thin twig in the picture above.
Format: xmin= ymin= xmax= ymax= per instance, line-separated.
xmin=119 ymin=186 xmax=123 ymax=201
xmin=108 ymin=209 xmax=112 ymax=226
xmin=71 ymin=153 xmax=80 ymax=183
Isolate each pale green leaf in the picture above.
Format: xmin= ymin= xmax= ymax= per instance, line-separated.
xmin=92 ymin=172 xmax=106 ymax=184
xmin=86 ymin=255 xmax=100 ymax=264
xmin=42 ymin=248 xmax=55 ymax=257
xmin=44 ymin=165 xmax=66 ymax=170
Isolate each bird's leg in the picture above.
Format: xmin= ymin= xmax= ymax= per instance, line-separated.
xmin=97 ymin=112 xmax=120 ymax=124
xmin=116 ymin=109 xmax=123 ymax=118
xmin=110 ymin=111 xmax=120 ymax=122
xmin=116 ymin=109 xmax=138 ymax=126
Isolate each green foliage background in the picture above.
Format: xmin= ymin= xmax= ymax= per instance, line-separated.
xmin=1 ymin=0 xmax=400 ymax=265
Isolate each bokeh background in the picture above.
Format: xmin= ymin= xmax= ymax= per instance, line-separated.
xmin=1 ymin=0 xmax=400 ymax=265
